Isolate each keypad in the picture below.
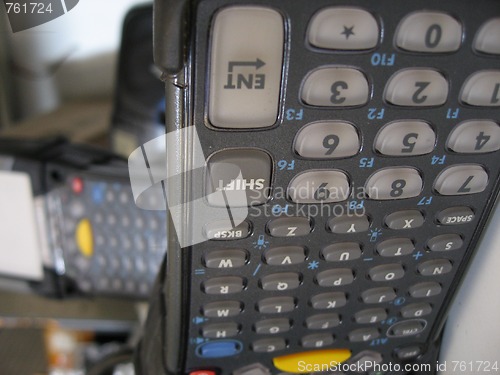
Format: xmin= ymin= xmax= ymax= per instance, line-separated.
xmin=368 ymin=264 xmax=405 ymax=282
xmin=233 ymin=363 xmax=270 ymax=375
xmin=252 ymin=338 xmax=286 ymax=353
xmin=305 ymin=313 xmax=340 ymax=330
xmin=401 ymin=303 xmax=433 ymax=318
xmin=260 ymin=273 xmax=300 ymax=291
xmin=321 ymin=242 xmax=362 ymax=262
xmin=301 ymin=333 xmax=334 ymax=348
xmin=350 ymin=350 xmax=383 ymax=369
xmin=388 ymin=320 xmax=426 ymax=337
xmin=365 ymin=167 xmax=423 ymax=200
xmin=434 ymin=164 xmax=489 ymax=195
xmin=185 ymin=2 xmax=500 ymax=374
xmin=203 ymin=301 xmax=242 ymax=318
xmin=294 ymin=121 xmax=360 ymax=158
xmin=206 ymin=149 xmax=272 ymax=206
xmin=384 ymin=69 xmax=448 ymax=106
xmin=203 ymin=249 xmax=247 ymax=269
xmin=196 ymin=341 xmax=242 ymax=359
xmin=447 ymin=120 xmax=500 ymax=153
xmin=301 ymin=67 xmax=370 ymax=107
xmin=395 ymin=346 xmax=422 ymax=360
xmin=427 ymin=234 xmax=463 ymax=252
xmin=208 ymin=7 xmax=283 ymax=128
xmin=361 ymin=287 xmax=396 ymax=304
xmin=436 ymin=206 xmax=475 ymax=225
xmin=202 ymin=323 xmax=239 ymax=338
xmin=288 ymin=170 xmax=350 ymax=203
xmin=315 ymin=268 xmax=354 ymax=287
xmin=385 ymin=210 xmax=425 ymax=230
xmin=204 ymin=220 xmax=251 ymax=240
xmin=374 ymin=120 xmax=436 ymax=156
xmin=376 ymin=238 xmax=415 ymax=257
xmin=348 ymin=327 xmax=380 ymax=342
xmin=460 ymin=70 xmax=500 ymax=106
xmin=354 ymin=308 xmax=387 ymax=324
xmin=409 ymin=282 xmax=442 ymax=298
xmin=474 ymin=18 xmax=500 ymax=55
xmin=254 ymin=319 xmax=291 ymax=335
xmin=203 ymin=276 xmax=245 ymax=295
xmin=266 ymin=216 xmax=311 ymax=237
xmin=257 ymin=297 xmax=295 ymax=314
xmin=263 ymin=246 xmax=306 ymax=266
xmin=311 ymin=292 xmax=347 ymax=309
xmin=327 ymin=214 xmax=370 ymax=234
xmin=395 ymin=11 xmax=462 ymax=53
xmin=308 ymin=7 xmax=379 ymax=50
xmin=49 ymin=177 xmax=167 ymax=298
xmin=417 ymin=259 xmax=453 ymax=276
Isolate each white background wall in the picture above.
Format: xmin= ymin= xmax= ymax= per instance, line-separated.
xmin=4 ymin=0 xmax=151 ymax=120
xmin=440 ymin=201 xmax=500 ymax=370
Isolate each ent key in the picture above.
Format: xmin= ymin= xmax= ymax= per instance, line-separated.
xmin=209 ymin=7 xmax=284 ymax=128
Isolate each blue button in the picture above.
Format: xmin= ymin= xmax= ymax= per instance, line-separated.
xmin=196 ymin=340 xmax=243 ymax=358
xmin=91 ymin=183 xmax=105 ymax=204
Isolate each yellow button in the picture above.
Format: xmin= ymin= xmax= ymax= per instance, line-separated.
xmin=76 ymin=218 xmax=94 ymax=257
xmin=273 ymin=349 xmax=351 ymax=374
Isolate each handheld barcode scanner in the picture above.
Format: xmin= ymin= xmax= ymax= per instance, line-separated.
xmin=136 ymin=1 xmax=500 ymax=374
xmin=0 ymin=137 xmax=167 ymax=299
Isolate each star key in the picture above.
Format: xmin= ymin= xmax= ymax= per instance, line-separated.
xmin=308 ymin=8 xmax=379 ymax=50
xmin=341 ymin=25 xmax=355 ymax=39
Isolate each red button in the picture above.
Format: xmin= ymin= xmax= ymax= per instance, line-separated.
xmin=189 ymin=371 xmax=216 ymax=375
xmin=71 ymin=177 xmax=84 ymax=194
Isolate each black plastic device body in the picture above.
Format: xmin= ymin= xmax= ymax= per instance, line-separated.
xmin=142 ymin=0 xmax=500 ymax=374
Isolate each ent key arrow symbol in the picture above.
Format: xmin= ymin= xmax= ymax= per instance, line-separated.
xmin=228 ymin=58 xmax=266 ymax=72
